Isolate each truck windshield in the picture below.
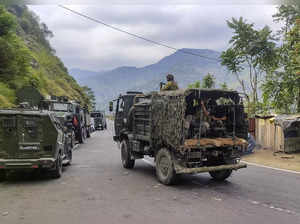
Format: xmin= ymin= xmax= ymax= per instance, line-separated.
xmin=91 ymin=113 xmax=102 ymax=118
xmin=52 ymin=103 xmax=70 ymax=112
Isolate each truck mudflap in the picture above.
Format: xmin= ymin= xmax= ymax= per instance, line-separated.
xmin=174 ymin=163 xmax=247 ymax=174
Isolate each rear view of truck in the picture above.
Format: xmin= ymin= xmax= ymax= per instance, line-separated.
xmin=113 ymin=89 xmax=248 ymax=185
xmin=0 ymin=110 xmax=71 ymax=180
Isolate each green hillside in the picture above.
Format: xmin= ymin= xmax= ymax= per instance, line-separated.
xmin=0 ymin=4 xmax=90 ymax=108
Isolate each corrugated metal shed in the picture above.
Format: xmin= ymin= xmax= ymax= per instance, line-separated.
xmin=255 ymin=114 xmax=300 ymax=153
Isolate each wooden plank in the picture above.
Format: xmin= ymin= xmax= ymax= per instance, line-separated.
xmin=184 ymin=138 xmax=247 ymax=148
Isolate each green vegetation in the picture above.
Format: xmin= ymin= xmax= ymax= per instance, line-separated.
xmin=0 ymin=4 xmax=92 ymax=108
xmin=201 ymin=73 xmax=215 ymax=89
xmin=187 ymin=73 xmax=215 ymax=89
xmin=82 ymin=86 xmax=96 ymax=110
xmin=262 ymin=2 xmax=300 ymax=114
xmin=221 ymin=17 xmax=278 ymax=115
xmin=187 ymin=1 xmax=299 ymax=116
xmin=187 ymin=81 xmax=201 ymax=89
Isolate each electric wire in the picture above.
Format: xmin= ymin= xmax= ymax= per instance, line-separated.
xmin=58 ymin=5 xmax=221 ymax=62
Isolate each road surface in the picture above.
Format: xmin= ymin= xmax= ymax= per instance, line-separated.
xmin=1 ymin=122 xmax=300 ymax=224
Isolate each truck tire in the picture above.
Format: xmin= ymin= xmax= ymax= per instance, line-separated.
xmin=86 ymin=127 xmax=91 ymax=138
xmin=156 ymin=148 xmax=176 ymax=185
xmin=209 ymin=169 xmax=232 ymax=181
xmin=0 ymin=170 xmax=6 ymax=182
xmin=121 ymin=140 xmax=135 ymax=169
xmin=52 ymin=153 xmax=63 ymax=178
xmin=66 ymin=145 xmax=72 ymax=166
xmin=78 ymin=127 xmax=86 ymax=144
xmin=70 ymin=131 xmax=75 ymax=149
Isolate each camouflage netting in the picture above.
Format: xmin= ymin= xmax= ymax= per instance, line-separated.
xmin=150 ymin=90 xmax=187 ymax=149
xmin=138 ymin=88 xmax=245 ymax=150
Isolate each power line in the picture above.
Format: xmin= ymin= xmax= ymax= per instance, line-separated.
xmin=58 ymin=5 xmax=221 ymax=62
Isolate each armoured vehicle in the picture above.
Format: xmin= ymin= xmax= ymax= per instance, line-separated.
xmin=40 ymin=98 xmax=92 ymax=144
xmin=91 ymin=111 xmax=107 ymax=130
xmin=0 ymin=109 xmax=73 ymax=181
xmin=111 ymin=89 xmax=248 ymax=185
xmin=17 ymin=86 xmax=92 ymax=144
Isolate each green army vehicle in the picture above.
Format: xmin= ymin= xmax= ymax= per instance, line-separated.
xmin=111 ymin=89 xmax=248 ymax=185
xmin=0 ymin=109 xmax=73 ymax=181
xmin=40 ymin=98 xmax=92 ymax=144
xmin=91 ymin=110 xmax=107 ymax=130
xmin=16 ymin=86 xmax=92 ymax=145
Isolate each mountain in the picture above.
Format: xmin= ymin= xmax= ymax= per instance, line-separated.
xmin=0 ymin=4 xmax=89 ymax=107
xmin=70 ymin=48 xmax=239 ymax=110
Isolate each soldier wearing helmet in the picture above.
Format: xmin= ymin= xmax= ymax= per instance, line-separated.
xmin=161 ymin=74 xmax=179 ymax=91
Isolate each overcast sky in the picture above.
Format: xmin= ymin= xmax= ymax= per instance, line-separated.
xmin=28 ymin=4 xmax=282 ymax=71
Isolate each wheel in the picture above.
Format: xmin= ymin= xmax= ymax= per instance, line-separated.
xmin=209 ymin=169 xmax=232 ymax=181
xmin=70 ymin=131 xmax=75 ymax=149
xmin=66 ymin=146 xmax=73 ymax=166
xmin=86 ymin=128 xmax=91 ymax=138
xmin=0 ymin=170 xmax=6 ymax=182
xmin=52 ymin=153 xmax=63 ymax=178
xmin=155 ymin=148 xmax=176 ymax=185
xmin=78 ymin=127 xmax=86 ymax=144
xmin=120 ymin=140 xmax=135 ymax=169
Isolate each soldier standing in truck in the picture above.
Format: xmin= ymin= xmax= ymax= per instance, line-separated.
xmin=161 ymin=74 xmax=179 ymax=91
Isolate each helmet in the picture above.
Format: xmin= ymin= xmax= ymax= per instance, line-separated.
xmin=166 ymin=74 xmax=174 ymax=81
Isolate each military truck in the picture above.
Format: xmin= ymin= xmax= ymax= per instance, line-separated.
xmin=111 ymin=89 xmax=248 ymax=185
xmin=16 ymin=86 xmax=92 ymax=144
xmin=0 ymin=109 xmax=73 ymax=181
xmin=40 ymin=98 xmax=92 ymax=144
xmin=91 ymin=110 xmax=107 ymax=130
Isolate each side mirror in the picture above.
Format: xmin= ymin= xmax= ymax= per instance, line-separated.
xmin=109 ymin=101 xmax=113 ymax=112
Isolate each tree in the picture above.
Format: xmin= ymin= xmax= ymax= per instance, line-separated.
xmin=221 ymin=17 xmax=278 ymax=115
xmin=188 ymin=80 xmax=201 ymax=89
xmin=201 ymin=73 xmax=215 ymax=89
xmin=0 ymin=5 xmax=16 ymax=36
xmin=262 ymin=3 xmax=300 ymax=113
xmin=82 ymin=86 xmax=96 ymax=110
xmin=0 ymin=5 xmax=31 ymax=82
xmin=220 ymin=82 xmax=228 ymax=90
xmin=273 ymin=1 xmax=300 ymax=36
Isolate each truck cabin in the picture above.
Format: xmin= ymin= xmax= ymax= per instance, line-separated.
xmin=115 ymin=91 xmax=144 ymax=114
xmin=40 ymin=100 xmax=74 ymax=113
xmin=91 ymin=112 xmax=102 ymax=118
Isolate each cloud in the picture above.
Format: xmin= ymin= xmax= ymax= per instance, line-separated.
xmin=28 ymin=4 xmax=282 ymax=71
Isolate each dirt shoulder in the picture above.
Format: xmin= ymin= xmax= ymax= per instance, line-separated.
xmin=242 ymin=149 xmax=300 ymax=172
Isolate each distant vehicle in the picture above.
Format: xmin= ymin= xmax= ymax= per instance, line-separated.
xmin=0 ymin=109 xmax=73 ymax=181
xmin=40 ymin=98 xmax=92 ymax=144
xmin=91 ymin=111 xmax=107 ymax=130
xmin=111 ymin=89 xmax=248 ymax=185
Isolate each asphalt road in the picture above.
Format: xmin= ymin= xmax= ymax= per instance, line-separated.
xmin=1 ymin=122 xmax=300 ymax=224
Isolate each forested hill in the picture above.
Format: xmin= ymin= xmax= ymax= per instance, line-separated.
xmin=0 ymin=4 xmax=90 ymax=108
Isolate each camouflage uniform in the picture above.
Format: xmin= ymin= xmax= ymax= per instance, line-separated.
xmin=161 ymin=81 xmax=179 ymax=91
xmin=161 ymin=74 xmax=179 ymax=91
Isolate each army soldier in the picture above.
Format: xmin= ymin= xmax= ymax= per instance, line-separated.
xmin=161 ymin=74 xmax=179 ymax=91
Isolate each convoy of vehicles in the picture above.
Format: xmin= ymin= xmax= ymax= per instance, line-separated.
xmin=0 ymin=85 xmax=249 ymax=185
xmin=110 ymin=89 xmax=248 ymax=185
xmin=0 ymin=86 xmax=94 ymax=180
